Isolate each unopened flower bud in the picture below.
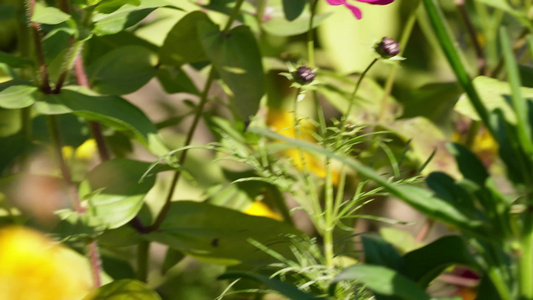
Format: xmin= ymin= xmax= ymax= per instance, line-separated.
xmin=294 ymin=66 xmax=315 ymax=84
xmin=375 ymin=37 xmax=400 ymax=58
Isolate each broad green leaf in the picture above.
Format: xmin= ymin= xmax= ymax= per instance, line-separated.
xmin=92 ymin=0 xmax=172 ymax=36
xmin=31 ymin=2 xmax=71 ymax=24
xmin=95 ymin=0 xmax=141 ymax=13
xmin=83 ymin=279 xmax=161 ymax=300
xmin=0 ymin=84 xmax=39 ymax=109
xmin=145 ymin=201 xmax=302 ymax=266
xmin=198 ymin=22 xmax=264 ymax=119
xmin=35 ymin=86 xmax=171 ymax=157
xmin=362 ymin=236 xmax=404 ymax=271
xmin=219 ymin=271 xmax=320 ymax=300
xmin=425 ymin=172 xmax=479 ymax=219
xmin=331 ymin=265 xmax=429 ymax=300
xmin=86 ymin=45 xmax=157 ymax=95
xmin=456 ymin=76 xmax=533 ymax=125
xmin=249 ymin=127 xmax=491 ymax=239
xmin=380 ymin=227 xmax=423 ymax=254
xmin=158 ymin=11 xmax=211 ymax=66
xmin=399 ymin=82 xmax=462 ymax=128
xmin=156 ymin=66 xmax=200 ymax=95
xmin=402 ymin=236 xmax=474 ymax=287
xmin=83 ymin=159 xmax=171 ymax=229
xmin=446 ymin=143 xmax=488 ymax=186
xmin=263 ymin=11 xmax=331 ymax=37
xmin=0 ymin=51 xmax=33 ymax=68
xmin=282 ymin=0 xmax=306 ymax=21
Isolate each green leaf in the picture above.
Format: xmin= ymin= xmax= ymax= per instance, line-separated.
xmin=31 ymin=2 xmax=71 ymax=24
xmin=282 ymin=0 xmax=306 ymax=21
xmin=95 ymin=0 xmax=142 ymax=13
xmin=500 ymin=28 xmax=533 ymax=158
xmin=0 ymin=84 xmax=39 ymax=109
xmin=198 ymin=22 xmax=264 ymax=119
xmin=83 ymin=159 xmax=171 ymax=229
xmin=455 ymin=76 xmax=533 ymax=125
xmin=35 ymin=86 xmax=171 ymax=157
xmin=158 ymin=11 xmax=211 ymax=66
xmin=425 ymin=172 xmax=479 ymax=219
xmin=362 ymin=236 xmax=404 ymax=271
xmin=263 ymin=11 xmax=331 ymax=37
xmin=92 ymin=0 xmax=172 ymax=36
xmin=402 ymin=236 xmax=474 ymax=287
xmin=219 ymin=271 xmax=320 ymax=300
xmin=380 ymin=227 xmax=423 ymax=254
xmin=83 ymin=279 xmax=161 ymax=300
xmin=86 ymin=45 xmax=157 ymax=95
xmin=446 ymin=143 xmax=488 ymax=186
xmin=331 ymin=265 xmax=429 ymax=300
xmin=156 ymin=66 xmax=200 ymax=95
xmin=145 ymin=201 xmax=302 ymax=266
xmin=0 ymin=51 xmax=33 ymax=68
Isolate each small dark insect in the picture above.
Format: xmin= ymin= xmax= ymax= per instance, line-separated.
xmin=211 ymin=238 xmax=219 ymax=247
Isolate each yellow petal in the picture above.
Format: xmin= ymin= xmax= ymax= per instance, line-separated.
xmin=0 ymin=226 xmax=93 ymax=300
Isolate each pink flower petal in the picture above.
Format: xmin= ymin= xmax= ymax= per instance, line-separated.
xmin=327 ymin=0 xmax=347 ymax=5
xmin=343 ymin=2 xmax=362 ymax=19
xmin=355 ymin=0 xmax=394 ymax=5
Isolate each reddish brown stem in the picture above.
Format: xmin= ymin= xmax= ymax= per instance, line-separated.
xmin=73 ymin=56 xmax=111 ymax=161
xmin=28 ymin=0 xmax=51 ymax=93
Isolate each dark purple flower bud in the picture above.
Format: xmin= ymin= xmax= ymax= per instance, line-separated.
xmin=375 ymin=37 xmax=400 ymax=58
xmin=294 ymin=66 xmax=315 ymax=84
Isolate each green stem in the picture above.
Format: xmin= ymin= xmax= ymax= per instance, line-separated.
xmin=137 ymin=241 xmax=150 ymax=282
xmin=339 ymin=58 xmax=378 ymax=142
xmin=256 ymin=0 xmax=267 ymax=24
xmin=378 ymin=8 xmax=417 ymax=122
xmin=148 ymin=69 xmax=216 ymax=232
xmin=223 ymin=0 xmax=246 ymax=32
xmin=520 ymin=205 xmax=533 ymax=299
xmin=422 ymin=0 xmax=494 ymax=137
xmin=147 ymin=0 xmax=245 ymax=233
xmin=500 ymin=28 xmax=533 ymax=159
xmin=455 ymin=0 xmax=486 ymax=75
xmin=307 ymin=0 xmax=318 ymax=68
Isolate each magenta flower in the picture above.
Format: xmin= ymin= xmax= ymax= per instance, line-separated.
xmin=326 ymin=0 xmax=394 ymax=19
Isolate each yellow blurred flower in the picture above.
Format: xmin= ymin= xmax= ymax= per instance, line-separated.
xmin=267 ymin=109 xmax=340 ymax=184
xmin=75 ymin=139 xmax=97 ymax=161
xmin=0 ymin=226 xmax=93 ymax=300
xmin=243 ymin=201 xmax=282 ymax=221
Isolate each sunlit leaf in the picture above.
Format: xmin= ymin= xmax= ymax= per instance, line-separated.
xmin=145 ymin=201 xmax=302 ymax=266
xmin=331 ymin=265 xmax=429 ymax=300
xmin=83 ymin=279 xmax=161 ymax=300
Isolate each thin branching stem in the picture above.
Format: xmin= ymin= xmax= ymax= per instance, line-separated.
xmin=148 ymin=0 xmax=246 ymax=232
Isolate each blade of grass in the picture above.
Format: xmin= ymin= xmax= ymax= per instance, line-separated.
xmin=500 ymin=28 xmax=533 ymax=161
xmin=421 ymin=0 xmax=493 ymax=136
